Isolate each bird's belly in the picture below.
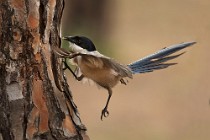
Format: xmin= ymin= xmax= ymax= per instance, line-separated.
xmin=80 ymin=65 xmax=120 ymax=88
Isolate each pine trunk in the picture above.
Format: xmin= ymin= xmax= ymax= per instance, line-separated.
xmin=0 ymin=0 xmax=89 ymax=139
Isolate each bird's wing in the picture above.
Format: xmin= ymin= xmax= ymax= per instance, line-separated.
xmin=128 ymin=42 xmax=196 ymax=74
xmin=75 ymin=67 xmax=96 ymax=85
xmin=107 ymin=59 xmax=133 ymax=78
xmin=79 ymin=52 xmax=133 ymax=78
xmin=79 ymin=53 xmax=106 ymax=69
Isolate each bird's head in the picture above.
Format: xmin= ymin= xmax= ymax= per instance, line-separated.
xmin=62 ymin=36 xmax=96 ymax=52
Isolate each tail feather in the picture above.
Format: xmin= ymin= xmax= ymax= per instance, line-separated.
xmin=132 ymin=63 xmax=177 ymax=73
xmin=132 ymin=53 xmax=184 ymax=69
xmin=128 ymin=42 xmax=196 ymax=74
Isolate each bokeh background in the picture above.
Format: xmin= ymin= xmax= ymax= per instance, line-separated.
xmin=62 ymin=0 xmax=210 ymax=140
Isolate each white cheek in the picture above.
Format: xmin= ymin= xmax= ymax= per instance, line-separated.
xmin=69 ymin=43 xmax=85 ymax=53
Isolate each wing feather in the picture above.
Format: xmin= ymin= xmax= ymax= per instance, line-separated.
xmin=79 ymin=52 xmax=133 ymax=78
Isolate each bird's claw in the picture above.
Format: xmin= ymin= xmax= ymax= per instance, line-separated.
xmin=101 ymin=108 xmax=109 ymax=120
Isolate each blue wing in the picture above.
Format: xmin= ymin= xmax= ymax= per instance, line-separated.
xmin=128 ymin=42 xmax=196 ymax=74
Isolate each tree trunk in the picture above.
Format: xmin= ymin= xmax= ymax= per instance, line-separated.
xmin=0 ymin=0 xmax=89 ymax=139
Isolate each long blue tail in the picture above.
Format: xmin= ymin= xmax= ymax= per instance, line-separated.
xmin=128 ymin=42 xmax=196 ymax=74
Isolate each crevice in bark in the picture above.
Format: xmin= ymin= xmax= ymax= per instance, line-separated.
xmin=0 ymin=1 xmax=14 ymax=139
xmin=0 ymin=66 xmax=13 ymax=140
xmin=22 ymin=29 xmax=34 ymax=138
xmin=39 ymin=0 xmax=48 ymax=43
xmin=0 ymin=2 xmax=13 ymax=55
xmin=50 ymin=50 xmax=63 ymax=91
xmin=53 ymin=0 xmax=65 ymax=26
xmin=25 ymin=0 xmax=30 ymax=16
xmin=40 ymin=51 xmax=67 ymax=138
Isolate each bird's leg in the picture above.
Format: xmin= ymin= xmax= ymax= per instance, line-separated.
xmin=53 ymin=46 xmax=81 ymax=59
xmin=63 ymin=59 xmax=84 ymax=81
xmin=52 ymin=47 xmax=71 ymax=57
xmin=101 ymin=87 xmax=112 ymax=120
xmin=53 ymin=47 xmax=84 ymax=80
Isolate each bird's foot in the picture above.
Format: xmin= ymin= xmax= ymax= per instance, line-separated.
xmin=101 ymin=107 xmax=109 ymax=120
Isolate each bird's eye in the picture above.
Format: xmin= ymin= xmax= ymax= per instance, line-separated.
xmin=77 ymin=39 xmax=81 ymax=44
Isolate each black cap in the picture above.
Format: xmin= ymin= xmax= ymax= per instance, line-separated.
xmin=63 ymin=36 xmax=96 ymax=51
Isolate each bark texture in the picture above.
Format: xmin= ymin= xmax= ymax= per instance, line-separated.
xmin=0 ymin=0 xmax=89 ymax=139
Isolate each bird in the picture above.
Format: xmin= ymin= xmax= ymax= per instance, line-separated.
xmin=53 ymin=35 xmax=196 ymax=120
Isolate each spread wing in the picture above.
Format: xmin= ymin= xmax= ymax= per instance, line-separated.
xmin=79 ymin=53 xmax=133 ymax=79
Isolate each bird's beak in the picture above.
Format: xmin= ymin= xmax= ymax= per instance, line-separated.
xmin=62 ymin=36 xmax=68 ymax=40
xmin=62 ymin=36 xmax=75 ymax=44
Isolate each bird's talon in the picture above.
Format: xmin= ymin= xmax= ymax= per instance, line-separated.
xmin=101 ymin=108 xmax=109 ymax=120
xmin=104 ymin=110 xmax=109 ymax=117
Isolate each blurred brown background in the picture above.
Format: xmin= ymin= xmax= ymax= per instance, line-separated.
xmin=62 ymin=0 xmax=210 ymax=140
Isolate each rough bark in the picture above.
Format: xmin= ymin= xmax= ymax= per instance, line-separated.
xmin=0 ymin=0 xmax=89 ymax=139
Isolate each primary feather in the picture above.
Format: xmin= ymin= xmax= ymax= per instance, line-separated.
xmin=128 ymin=42 xmax=196 ymax=74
